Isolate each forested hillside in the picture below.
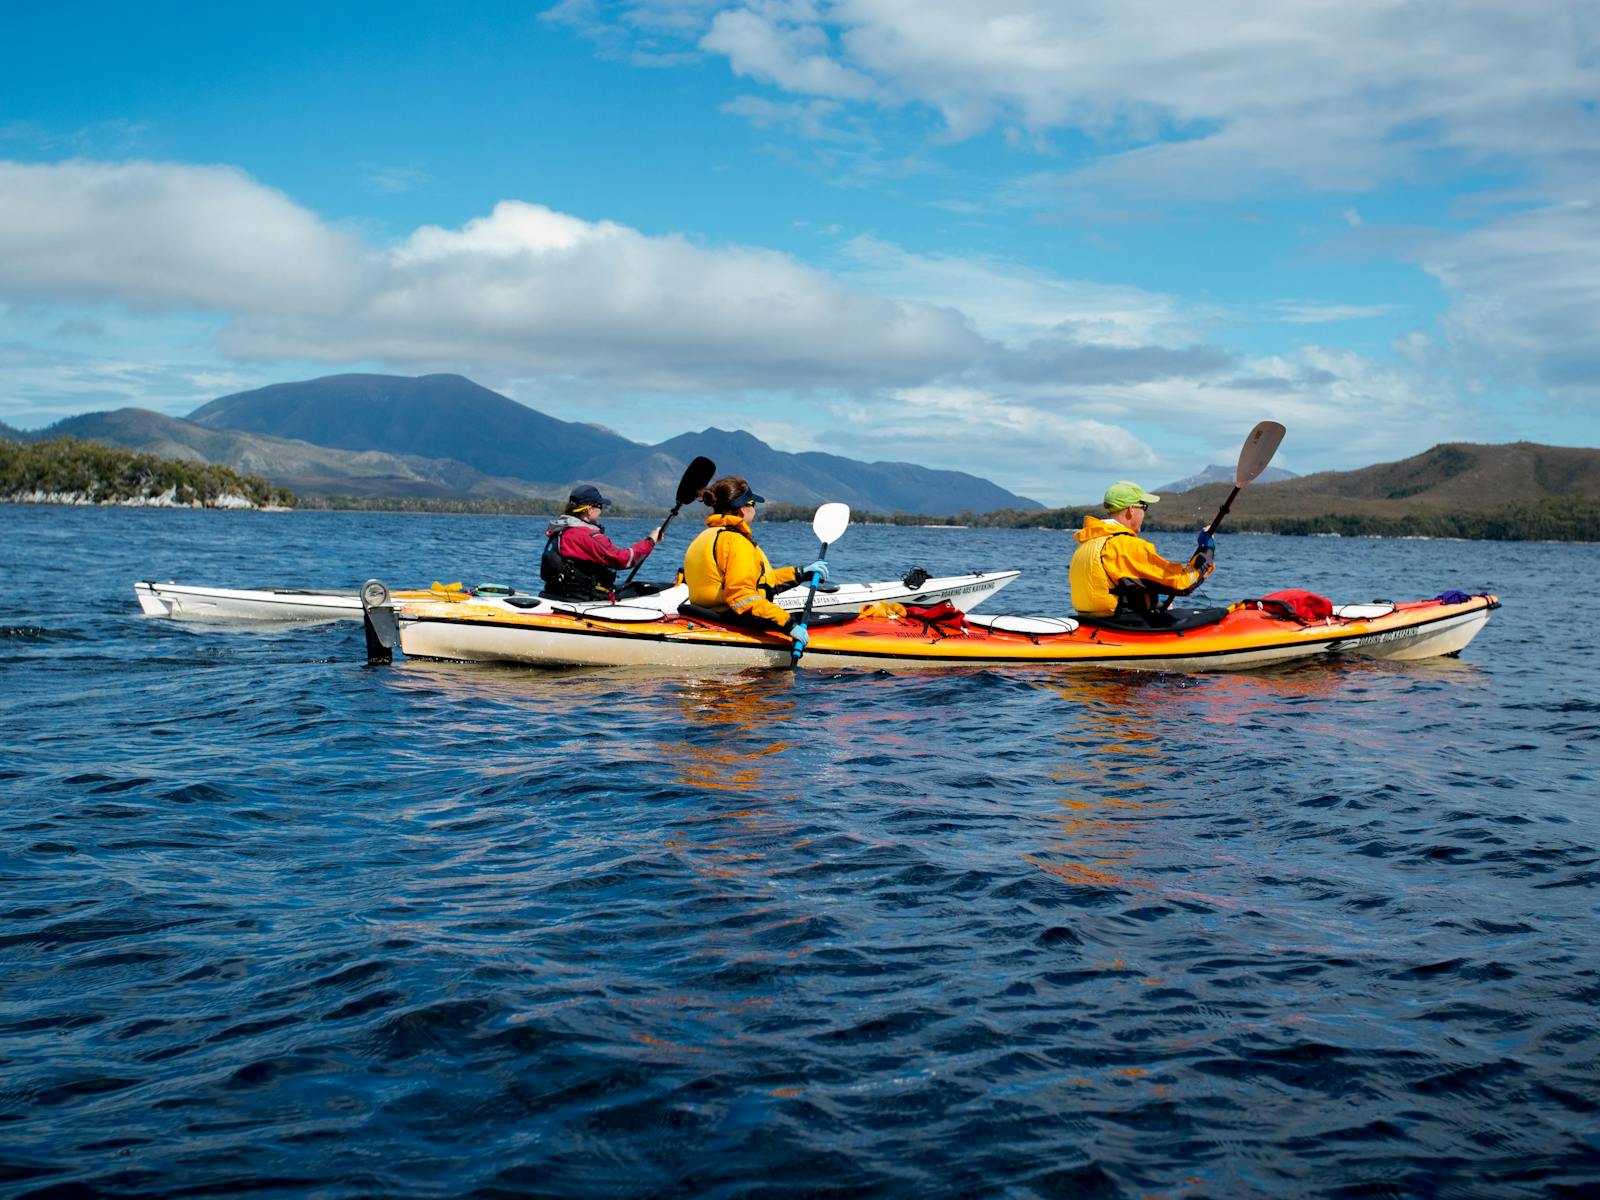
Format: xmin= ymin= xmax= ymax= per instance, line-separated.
xmin=1 ymin=437 xmax=296 ymax=508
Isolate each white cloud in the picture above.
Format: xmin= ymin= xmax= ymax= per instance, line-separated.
xmin=1421 ymin=199 xmax=1600 ymax=402
xmin=702 ymin=3 xmax=876 ymax=100
xmin=362 ymin=164 xmax=431 ymax=195
xmin=838 ymin=235 xmax=1208 ymax=348
xmin=0 ymin=160 xmax=985 ymax=391
xmin=830 ymin=384 xmax=1158 ymax=501
xmin=0 ymin=160 xmax=369 ymax=313
xmin=679 ymin=0 xmax=1599 ymax=196
xmin=720 ymin=95 xmax=858 ymax=142
xmin=1266 ymin=301 xmax=1396 ymax=325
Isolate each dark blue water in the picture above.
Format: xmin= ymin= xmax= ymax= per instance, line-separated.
xmin=2 ymin=505 xmax=1597 ymax=1198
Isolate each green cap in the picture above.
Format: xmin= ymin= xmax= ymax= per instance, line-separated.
xmin=1103 ymin=481 xmax=1159 ymax=510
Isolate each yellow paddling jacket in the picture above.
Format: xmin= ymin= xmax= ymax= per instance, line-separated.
xmin=683 ymin=515 xmax=801 ymax=628
xmin=1070 ymin=514 xmax=1208 ymax=616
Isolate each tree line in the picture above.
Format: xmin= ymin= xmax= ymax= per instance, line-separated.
xmin=760 ymin=500 xmax=1600 ymax=541
xmin=0 ymin=437 xmax=296 ymax=508
xmin=296 ymin=494 xmax=566 ymax=515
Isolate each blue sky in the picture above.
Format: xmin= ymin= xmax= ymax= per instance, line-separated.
xmin=3 ymin=0 xmax=1597 ymax=504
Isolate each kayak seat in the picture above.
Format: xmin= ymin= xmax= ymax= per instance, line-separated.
xmin=1076 ymin=606 xmax=1231 ymax=633
xmin=677 ymin=603 xmax=854 ymax=629
xmin=534 ymin=580 xmax=668 ymax=604
xmin=617 ymin=580 xmax=668 ymax=598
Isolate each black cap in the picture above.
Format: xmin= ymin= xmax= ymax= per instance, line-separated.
xmin=719 ymin=487 xmax=765 ymax=511
xmin=567 ymin=484 xmax=609 ymax=510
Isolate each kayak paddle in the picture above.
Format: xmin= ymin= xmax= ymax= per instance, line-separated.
xmin=618 ymin=455 xmax=716 ymax=592
xmin=792 ymin=501 xmax=850 ymax=668
xmin=1190 ymin=420 xmax=1286 ymax=565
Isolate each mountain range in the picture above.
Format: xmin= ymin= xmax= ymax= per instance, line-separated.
xmin=1150 ymin=441 xmax=1600 ymax=526
xmin=10 ymin=373 xmax=1042 ymax=514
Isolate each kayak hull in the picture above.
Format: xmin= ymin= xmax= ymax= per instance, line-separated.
xmin=134 ymin=570 xmax=1019 ymax=622
xmin=385 ymin=593 xmax=1499 ymax=673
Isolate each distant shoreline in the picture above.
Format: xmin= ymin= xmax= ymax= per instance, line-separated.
xmin=5 ymin=490 xmax=292 ymax=511
xmin=7 ymin=498 xmax=1597 ymax=544
xmin=7 ymin=436 xmax=1598 ymax=540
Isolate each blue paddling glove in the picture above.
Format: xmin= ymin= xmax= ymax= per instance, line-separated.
xmin=789 ymin=621 xmax=810 ymax=656
xmin=800 ymin=559 xmax=830 ymax=585
xmin=1196 ymin=529 xmax=1216 ymax=553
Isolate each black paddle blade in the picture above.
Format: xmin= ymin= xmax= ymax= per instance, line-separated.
xmin=676 ymin=456 xmax=716 ymax=506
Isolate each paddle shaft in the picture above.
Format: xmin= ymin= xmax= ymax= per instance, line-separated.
xmin=789 ymin=538 xmax=833 ymax=668
xmin=616 ymin=455 xmax=715 ymax=592
xmin=1186 ymin=421 xmax=1285 ymax=568
xmin=798 ymin=540 xmax=831 ymax=627
xmin=1187 ymin=486 xmax=1241 ymax=569
xmin=618 ymin=502 xmax=681 ymax=591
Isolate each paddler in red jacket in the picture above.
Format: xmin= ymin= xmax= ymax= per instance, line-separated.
xmin=1070 ymin=481 xmax=1214 ymax=618
xmin=540 ymin=484 xmax=663 ymax=601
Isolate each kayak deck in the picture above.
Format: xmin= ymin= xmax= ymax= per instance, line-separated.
xmin=134 ymin=570 xmax=1019 ymax=622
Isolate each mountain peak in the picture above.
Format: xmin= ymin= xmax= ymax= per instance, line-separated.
xmin=1158 ymin=463 xmax=1299 ymax=493
xmin=118 ymin=372 xmax=1045 ymax=513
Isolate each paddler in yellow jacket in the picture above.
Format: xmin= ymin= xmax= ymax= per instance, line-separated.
xmin=682 ymin=475 xmax=830 ymax=653
xmin=1070 ymin=481 xmax=1214 ymax=619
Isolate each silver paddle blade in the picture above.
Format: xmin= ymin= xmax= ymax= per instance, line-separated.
xmin=812 ymin=502 xmax=851 ymax=545
xmin=1235 ymin=421 xmax=1286 ymax=486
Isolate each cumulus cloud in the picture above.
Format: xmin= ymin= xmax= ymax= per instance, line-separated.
xmin=830 ymin=384 xmax=1159 ymax=501
xmin=0 ymin=160 xmax=369 ymax=312
xmin=702 ymin=2 xmax=876 ymax=100
xmin=838 ymin=235 xmax=1210 ymax=348
xmin=536 ymin=1 xmax=1600 ymax=411
xmin=1420 ymin=199 xmax=1600 ymax=401
xmin=642 ymin=0 xmax=1600 ymax=198
xmin=0 ymin=160 xmax=985 ymax=390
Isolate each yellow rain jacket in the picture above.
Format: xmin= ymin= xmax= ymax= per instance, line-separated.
xmin=683 ymin=514 xmax=802 ymax=628
xmin=1070 ymin=514 xmax=1209 ymax=616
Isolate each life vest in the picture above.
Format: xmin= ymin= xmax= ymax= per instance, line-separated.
xmin=1070 ymin=514 xmax=1204 ymax=616
xmin=1069 ymin=521 xmax=1136 ymax=615
xmin=682 ymin=516 xmax=796 ymax=627
xmin=540 ymin=528 xmax=616 ymax=601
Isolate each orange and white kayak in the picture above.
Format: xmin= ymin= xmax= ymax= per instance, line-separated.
xmin=365 ymin=588 xmax=1498 ymax=674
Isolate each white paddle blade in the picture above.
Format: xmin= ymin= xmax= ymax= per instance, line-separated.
xmin=1235 ymin=421 xmax=1286 ymax=486
xmin=812 ymin=502 xmax=851 ymax=544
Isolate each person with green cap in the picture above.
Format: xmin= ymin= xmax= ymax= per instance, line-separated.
xmin=1069 ymin=481 xmax=1214 ymax=619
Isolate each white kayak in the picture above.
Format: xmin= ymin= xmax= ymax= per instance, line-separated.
xmin=133 ymin=569 xmax=1020 ymax=623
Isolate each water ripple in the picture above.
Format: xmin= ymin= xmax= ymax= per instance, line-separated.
xmin=1 ymin=508 xmax=1595 ymax=1196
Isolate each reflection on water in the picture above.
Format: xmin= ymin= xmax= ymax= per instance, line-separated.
xmin=660 ymin=671 xmax=800 ymax=796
